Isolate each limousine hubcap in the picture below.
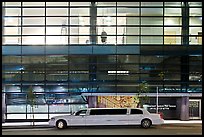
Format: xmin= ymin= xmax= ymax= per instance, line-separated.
xmin=58 ymin=121 xmax=64 ymax=129
xmin=142 ymin=120 xmax=151 ymax=128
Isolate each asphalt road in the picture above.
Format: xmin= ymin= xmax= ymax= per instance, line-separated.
xmin=2 ymin=124 xmax=202 ymax=135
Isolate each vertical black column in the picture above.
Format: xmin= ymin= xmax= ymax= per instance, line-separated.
xmin=181 ymin=2 xmax=189 ymax=93
xmin=89 ymin=2 xmax=97 ymax=88
xmin=180 ymin=2 xmax=190 ymax=120
xmin=181 ymin=2 xmax=189 ymax=46
xmin=90 ymin=2 xmax=97 ymax=44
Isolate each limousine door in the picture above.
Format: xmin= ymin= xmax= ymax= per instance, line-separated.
xmin=69 ymin=110 xmax=86 ymax=126
xmin=128 ymin=109 xmax=144 ymax=125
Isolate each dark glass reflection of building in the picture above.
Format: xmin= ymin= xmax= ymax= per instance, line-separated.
xmin=2 ymin=2 xmax=202 ymax=122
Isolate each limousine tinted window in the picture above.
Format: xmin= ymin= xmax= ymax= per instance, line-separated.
xmin=75 ymin=110 xmax=87 ymax=116
xmin=90 ymin=109 xmax=127 ymax=115
xmin=130 ymin=109 xmax=143 ymax=114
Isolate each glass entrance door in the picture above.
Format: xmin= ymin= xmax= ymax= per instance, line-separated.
xmin=189 ymin=99 xmax=201 ymax=119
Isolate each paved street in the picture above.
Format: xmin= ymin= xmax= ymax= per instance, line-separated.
xmin=2 ymin=124 xmax=202 ymax=135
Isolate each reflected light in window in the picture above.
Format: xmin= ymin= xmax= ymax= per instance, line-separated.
xmin=4 ymin=17 xmax=14 ymax=23
xmin=165 ymin=19 xmax=174 ymax=25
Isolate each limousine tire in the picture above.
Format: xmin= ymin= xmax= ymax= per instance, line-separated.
xmin=56 ymin=120 xmax=67 ymax=129
xmin=141 ymin=119 xmax=152 ymax=129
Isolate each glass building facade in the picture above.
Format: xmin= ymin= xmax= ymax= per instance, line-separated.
xmin=2 ymin=2 xmax=202 ymax=121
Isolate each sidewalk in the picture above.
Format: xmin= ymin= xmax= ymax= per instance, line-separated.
xmin=2 ymin=120 xmax=202 ymax=129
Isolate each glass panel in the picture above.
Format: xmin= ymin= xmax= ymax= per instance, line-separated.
xmin=165 ymin=2 xmax=181 ymax=6
xmin=117 ymin=8 xmax=139 ymax=16
xmin=97 ymin=17 xmax=116 ymax=25
xmin=70 ymin=27 xmax=89 ymax=35
xmin=190 ymin=17 xmax=202 ymax=26
xmin=49 ymin=105 xmax=70 ymax=113
xmin=70 ymin=36 xmax=90 ymax=44
xmin=46 ymin=17 xmax=68 ymax=25
xmin=70 ymin=2 xmax=91 ymax=6
xmin=4 ymin=27 xmax=21 ymax=35
xmin=141 ymin=17 xmax=163 ymax=25
xmin=141 ymin=8 xmax=163 ymax=16
xmin=4 ymin=17 xmax=20 ymax=26
xmin=70 ymin=17 xmax=90 ymax=25
xmin=117 ymin=2 xmax=139 ymax=6
xmin=23 ymin=2 xmax=45 ymax=6
xmin=3 ymin=36 xmax=20 ymax=44
xmin=117 ymin=17 xmax=139 ymax=25
xmin=4 ymin=85 xmax=21 ymax=92
xmin=23 ymin=8 xmax=45 ymax=16
xmin=164 ymin=36 xmax=181 ymax=44
xmin=7 ymin=114 xmax=26 ymax=119
xmin=47 ymin=27 xmax=68 ymax=35
xmin=190 ymin=8 xmax=202 ymax=16
xmin=22 ymin=73 xmax=45 ymax=81
xmin=164 ymin=27 xmax=181 ymax=35
xmin=23 ymin=17 xmax=45 ymax=25
xmin=46 ymin=2 xmax=68 ymax=6
xmin=117 ymin=27 xmax=139 ymax=35
xmin=141 ymin=27 xmax=163 ymax=35
xmin=165 ymin=8 xmax=181 ymax=16
xmin=97 ymin=8 xmax=116 ymax=16
xmin=97 ymin=27 xmax=116 ymax=35
xmin=141 ymin=36 xmax=163 ymax=44
xmin=46 ymin=36 xmax=68 ymax=45
xmin=6 ymin=93 xmax=27 ymax=105
xmin=188 ymin=2 xmax=202 ymax=7
xmin=189 ymin=27 xmax=202 ymax=45
xmin=97 ymin=36 xmax=116 ymax=44
xmin=141 ymin=2 xmax=163 ymax=6
xmin=46 ymin=55 xmax=68 ymax=64
xmin=164 ymin=17 xmax=182 ymax=26
xmin=69 ymin=74 xmax=89 ymax=81
xmin=22 ymin=56 xmax=45 ymax=64
xmin=22 ymin=27 xmax=45 ymax=35
xmin=5 ymin=8 xmax=21 ymax=16
xmin=7 ymin=105 xmax=26 ymax=113
xmin=97 ymin=2 xmax=116 ymax=6
xmin=46 ymin=64 xmax=68 ymax=71
xmin=46 ymin=8 xmax=68 ymax=16
xmin=4 ymin=2 xmax=21 ymax=6
xmin=46 ymin=74 xmax=68 ymax=81
xmin=70 ymin=8 xmax=90 ymax=16
xmin=2 ymin=56 xmax=21 ymax=64
xmin=22 ymin=36 xmax=45 ymax=45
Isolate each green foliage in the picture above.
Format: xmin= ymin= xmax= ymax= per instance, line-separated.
xmin=27 ymin=86 xmax=36 ymax=106
xmin=27 ymin=86 xmax=36 ymax=126
xmin=134 ymin=81 xmax=150 ymax=107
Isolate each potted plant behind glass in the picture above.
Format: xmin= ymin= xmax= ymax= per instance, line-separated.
xmin=27 ymin=86 xmax=36 ymax=126
xmin=133 ymin=81 xmax=150 ymax=109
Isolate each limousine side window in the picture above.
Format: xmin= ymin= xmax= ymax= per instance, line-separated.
xmin=90 ymin=109 xmax=127 ymax=115
xmin=130 ymin=109 xmax=143 ymax=114
xmin=75 ymin=110 xmax=87 ymax=116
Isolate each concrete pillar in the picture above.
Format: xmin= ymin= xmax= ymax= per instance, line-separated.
xmin=180 ymin=96 xmax=189 ymax=120
xmin=88 ymin=96 xmax=97 ymax=108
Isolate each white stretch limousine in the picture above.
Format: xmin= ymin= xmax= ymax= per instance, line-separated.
xmin=49 ymin=108 xmax=164 ymax=129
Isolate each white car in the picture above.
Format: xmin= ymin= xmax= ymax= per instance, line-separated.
xmin=49 ymin=108 xmax=164 ymax=129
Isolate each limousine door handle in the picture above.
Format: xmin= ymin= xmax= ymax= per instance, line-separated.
xmin=107 ymin=120 xmax=112 ymax=121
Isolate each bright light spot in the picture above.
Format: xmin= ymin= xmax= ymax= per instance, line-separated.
xmin=5 ymin=17 xmax=13 ymax=23
xmin=165 ymin=19 xmax=174 ymax=25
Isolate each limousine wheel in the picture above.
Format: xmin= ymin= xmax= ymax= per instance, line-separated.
xmin=56 ymin=120 xmax=67 ymax=129
xmin=141 ymin=119 xmax=152 ymax=129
